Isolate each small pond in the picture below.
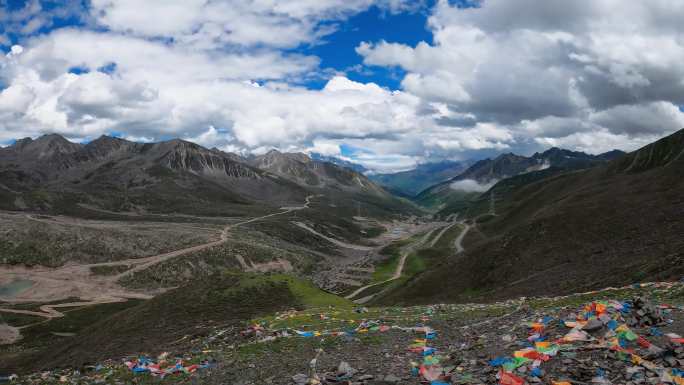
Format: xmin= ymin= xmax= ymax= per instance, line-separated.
xmin=0 ymin=279 xmax=34 ymax=299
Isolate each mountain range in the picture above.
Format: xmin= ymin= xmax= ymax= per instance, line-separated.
xmin=414 ymin=147 xmax=626 ymax=216
xmin=0 ymin=134 xmax=399 ymax=217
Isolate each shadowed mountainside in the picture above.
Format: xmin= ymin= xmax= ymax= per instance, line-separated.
xmin=378 ymin=129 xmax=684 ymax=305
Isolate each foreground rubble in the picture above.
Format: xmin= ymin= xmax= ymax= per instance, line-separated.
xmin=4 ymin=281 xmax=684 ymax=385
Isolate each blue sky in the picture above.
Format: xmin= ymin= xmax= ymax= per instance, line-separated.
xmin=299 ymin=0 xmax=480 ymax=90
xmin=1 ymin=1 xmax=86 ymax=44
xmin=1 ymin=0 xmax=683 ymax=172
xmin=301 ymin=4 xmax=433 ymax=89
xmin=1 ymin=1 xmax=433 ymax=90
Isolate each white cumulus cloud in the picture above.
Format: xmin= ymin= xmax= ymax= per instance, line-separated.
xmin=1 ymin=0 xmax=684 ymax=172
xmin=358 ymin=0 xmax=684 ymax=157
xmin=450 ymin=179 xmax=498 ymax=193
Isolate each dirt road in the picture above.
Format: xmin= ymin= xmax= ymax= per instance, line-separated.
xmin=454 ymin=222 xmax=471 ymax=254
xmin=347 ymin=220 xmax=472 ymax=304
xmin=428 ymin=222 xmax=455 ymax=248
xmin=292 ymin=222 xmax=374 ymax=251
xmin=0 ymin=296 xmax=143 ymax=320
xmin=0 ymin=196 xmax=315 ymax=321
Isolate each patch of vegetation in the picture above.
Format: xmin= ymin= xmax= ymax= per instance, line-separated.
xmin=9 ymin=299 xmax=145 ymax=350
xmin=357 ymin=252 xmax=429 ymax=302
xmin=425 ymin=225 xmax=446 ymax=244
xmin=145 ymin=164 xmax=175 ymax=178
xmin=371 ymin=257 xmax=400 ymax=283
xmin=439 ymin=305 xmax=512 ymax=323
xmin=456 ymin=287 xmax=488 ymax=299
xmin=228 ymin=273 xmax=353 ymax=309
xmin=415 ymin=186 xmax=480 ymax=215
xmin=236 ymin=335 xmax=302 ymax=359
xmin=431 ymin=224 xmax=463 ymax=251
xmin=663 ymin=285 xmax=684 ymax=305
xmin=371 ymin=234 xmax=426 ymax=284
xmin=403 ymin=252 xmax=427 ymax=277
xmin=475 ymin=213 xmax=496 ymax=224
xmin=0 ymin=190 xmax=17 ymax=210
xmin=1 ymin=297 xmax=81 ymax=312
xmin=244 ymin=217 xmax=342 ymax=255
xmin=253 ymin=304 xmax=434 ymax=336
xmin=358 ymin=334 xmax=385 ymax=345
xmin=0 ymin=311 xmax=42 ymax=327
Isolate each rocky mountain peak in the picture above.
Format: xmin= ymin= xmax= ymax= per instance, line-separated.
xmin=490 ymin=153 xmax=530 ymax=166
xmin=88 ymin=135 xmax=133 ymax=149
xmin=81 ymin=135 xmax=138 ymax=161
xmin=16 ymin=133 xmax=82 ymax=159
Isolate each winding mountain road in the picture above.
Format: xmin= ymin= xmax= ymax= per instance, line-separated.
xmin=0 ymin=296 xmax=144 ymax=320
xmin=454 ymin=221 xmax=471 ymax=254
xmin=101 ymin=195 xmax=316 ymax=280
xmin=345 ymin=226 xmax=439 ymax=302
xmin=347 ymin=220 xmax=472 ymax=304
xmin=428 ymin=222 xmax=456 ymax=248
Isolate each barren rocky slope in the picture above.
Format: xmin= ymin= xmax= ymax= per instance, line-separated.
xmin=0 ymin=134 xmax=409 ymax=218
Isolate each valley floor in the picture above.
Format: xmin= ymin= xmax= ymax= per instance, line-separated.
xmin=0 ymin=196 xmax=446 ymax=347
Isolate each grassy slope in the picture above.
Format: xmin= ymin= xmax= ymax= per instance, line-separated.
xmin=342 ymin=234 xmax=426 ymax=300
xmin=236 ymin=274 xmax=353 ymax=309
xmin=350 ymin=224 xmax=466 ymax=302
xmin=370 ymin=224 xmax=463 ymax=304
xmin=372 ymin=237 xmax=415 ymax=282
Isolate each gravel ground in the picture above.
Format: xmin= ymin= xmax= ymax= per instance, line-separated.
xmin=6 ymin=282 xmax=684 ymax=385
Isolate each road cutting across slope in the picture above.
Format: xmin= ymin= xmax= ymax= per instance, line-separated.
xmin=428 ymin=222 xmax=456 ymax=248
xmin=347 ymin=220 xmax=473 ymax=304
xmin=0 ymin=196 xmax=316 ymax=321
xmin=345 ymin=226 xmax=439 ymax=302
xmin=291 ymin=222 xmax=374 ymax=251
xmin=454 ymin=221 xmax=471 ymax=254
